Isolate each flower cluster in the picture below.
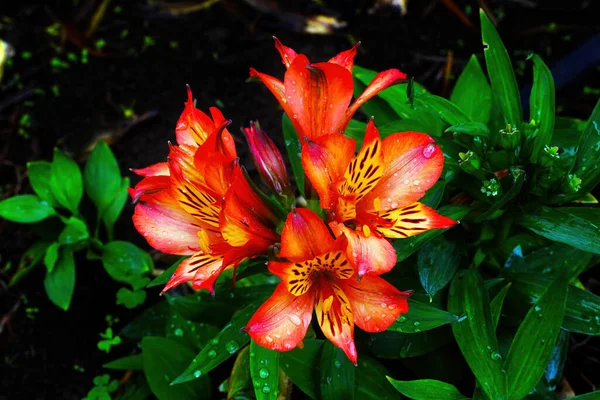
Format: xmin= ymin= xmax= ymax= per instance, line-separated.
xmin=131 ymin=39 xmax=456 ymax=364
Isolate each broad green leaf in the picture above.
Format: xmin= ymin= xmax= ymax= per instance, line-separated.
xmin=44 ymin=242 xmax=60 ymax=272
xmin=319 ymin=341 xmax=354 ymax=400
xmin=44 ymin=248 xmax=75 ymax=310
xmin=418 ymin=236 xmax=461 ymax=298
xmin=355 ymin=356 xmax=401 ymax=400
xmin=50 ymin=148 xmax=83 ymax=214
xmin=510 ymin=274 xmax=600 ymax=335
xmin=228 ymin=346 xmax=253 ymax=399
xmin=173 ymin=302 xmax=260 ymax=384
xmin=448 ymin=269 xmax=507 ymax=400
xmin=27 ymin=161 xmax=57 ymax=206
xmin=166 ymin=311 xmax=220 ymax=351
xmin=379 ymin=120 xmax=433 ymax=137
xmin=282 ymin=113 xmax=305 ymax=197
xmin=352 ymin=78 xmax=398 ymax=124
xmin=84 ymin=141 xmax=122 ymax=216
xmin=504 ymin=275 xmax=568 ymax=400
xmin=420 ymin=181 xmax=446 ymax=208
xmin=142 ymin=337 xmax=211 ymax=400
xmin=9 ymin=240 xmax=51 ymax=286
xmin=387 ymin=378 xmax=468 ymax=400
xmin=518 ymin=206 xmax=600 ymax=254
xmin=450 ymin=55 xmax=492 ymax=124
xmin=369 ymin=326 xmax=454 ymax=359
xmin=388 ymin=299 xmax=460 ymax=333
xmin=507 ymin=242 xmax=593 ymax=280
xmin=394 ymin=205 xmax=469 ymax=262
xmin=116 ymin=288 xmax=147 ymax=309
xmin=58 ymin=217 xmax=89 ymax=245
xmin=281 ymin=339 xmax=324 ymax=399
xmin=480 ymin=10 xmax=522 ymax=128
xmin=567 ymin=98 xmax=600 ymax=200
xmin=544 ymin=330 xmax=568 ymax=390
xmin=490 ymin=283 xmax=512 ymax=330
xmin=445 ymin=122 xmax=490 ymax=137
xmin=120 ymin=301 xmax=170 ymax=339
xmin=529 ymin=54 xmax=555 ymax=163
xmin=148 ymin=257 xmax=185 ymax=288
xmin=104 ymin=354 xmax=143 ymax=370
xmin=102 ymin=177 xmax=130 ymax=240
xmin=0 ymin=195 xmax=55 ymax=223
xmin=102 ymin=241 xmax=153 ymax=284
xmin=250 ymin=339 xmax=280 ymax=399
xmin=567 ymin=390 xmax=600 ymax=400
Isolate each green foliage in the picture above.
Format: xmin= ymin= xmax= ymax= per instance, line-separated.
xmin=249 ymin=339 xmax=280 ymax=399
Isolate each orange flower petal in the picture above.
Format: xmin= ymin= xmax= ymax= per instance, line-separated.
xmin=338 ymin=275 xmax=410 ymax=333
xmin=129 ymin=176 xmax=171 ymax=203
xmin=327 ymin=42 xmax=360 ymax=73
xmin=131 ymin=162 xmax=169 ymax=177
xmin=175 ymin=86 xmax=216 ymax=147
xmin=273 ymin=37 xmax=298 ymax=68
xmin=132 ymin=191 xmax=200 ymax=255
xmin=162 ymin=251 xmax=225 ymax=294
xmin=302 ymin=134 xmax=355 ymax=210
xmin=246 ymin=282 xmax=314 ymax=352
xmin=376 ymin=202 xmax=457 ymax=239
xmin=315 ymin=278 xmax=357 ymax=364
xmin=277 ymin=208 xmax=337 ymax=262
xmin=284 ymin=56 xmax=354 ymax=140
xmin=342 ymin=69 xmax=407 ymax=130
xmin=329 ymin=222 xmax=396 ymax=277
xmin=359 ymin=132 xmax=444 ymax=213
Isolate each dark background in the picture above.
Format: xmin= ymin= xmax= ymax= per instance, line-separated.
xmin=1 ymin=0 xmax=599 ymax=398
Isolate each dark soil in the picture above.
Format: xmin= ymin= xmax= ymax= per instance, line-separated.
xmin=1 ymin=0 xmax=599 ymax=398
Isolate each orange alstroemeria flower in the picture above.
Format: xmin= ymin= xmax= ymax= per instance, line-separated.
xmin=130 ymin=87 xmax=281 ymax=294
xmin=302 ymin=119 xmax=457 ymax=277
xmin=250 ymin=38 xmax=406 ymax=141
xmin=246 ymin=208 xmax=411 ymax=364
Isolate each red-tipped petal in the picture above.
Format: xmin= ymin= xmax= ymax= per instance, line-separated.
xmin=161 ymin=251 xmax=225 ymax=294
xmin=376 ymin=202 xmax=457 ymax=239
xmin=359 ymin=132 xmax=444 ymax=213
xmin=129 ymin=176 xmax=171 ymax=203
xmin=301 ymin=134 xmax=356 ymax=210
xmin=338 ymin=275 xmax=410 ymax=333
xmin=132 ymin=191 xmax=200 ymax=255
xmin=131 ymin=162 xmax=169 ymax=177
xmin=328 ymin=42 xmax=360 ymax=73
xmin=277 ymin=208 xmax=337 ymax=262
xmin=246 ymin=282 xmax=314 ymax=352
xmin=329 ymin=222 xmax=396 ymax=277
xmin=341 ymin=69 xmax=407 ymax=131
xmin=284 ymin=57 xmax=354 ymax=140
xmin=176 ymin=86 xmax=216 ymax=147
xmin=273 ymin=37 xmax=299 ymax=68
xmin=315 ymin=278 xmax=357 ymax=364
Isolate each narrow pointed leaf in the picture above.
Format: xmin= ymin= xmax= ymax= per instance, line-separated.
xmin=280 ymin=339 xmax=324 ymax=399
xmin=490 ymin=283 xmax=512 ymax=330
xmin=355 ymin=356 xmax=401 ymax=400
xmin=147 ymin=257 xmax=185 ymax=288
xmin=388 ymin=299 xmax=460 ymax=334
xmin=418 ymin=236 xmax=461 ymax=298
xmin=480 ymin=10 xmax=522 ymax=128
xmin=282 ymin=113 xmax=305 ymax=197
xmin=448 ymin=269 xmax=507 ymax=400
xmin=445 ymin=122 xmax=490 ymax=137
xmin=504 ymin=275 xmax=568 ymax=400
xmin=529 ymin=54 xmax=555 ymax=163
xmin=227 ymin=346 xmax=252 ymax=400
xmin=102 ymin=177 xmax=130 ymax=239
xmin=250 ymin=339 xmax=280 ymax=400
xmin=544 ymin=330 xmax=568 ymax=390
xmin=369 ymin=327 xmax=454 ymax=359
xmin=450 ymin=55 xmax=492 ymax=124
xmin=319 ymin=341 xmax=354 ymax=400
xmin=104 ymin=354 xmax=143 ymax=370
xmin=387 ymin=378 xmax=468 ymax=400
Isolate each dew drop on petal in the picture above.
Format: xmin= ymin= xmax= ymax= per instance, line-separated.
xmin=288 ymin=314 xmax=302 ymax=326
xmin=422 ymin=143 xmax=436 ymax=159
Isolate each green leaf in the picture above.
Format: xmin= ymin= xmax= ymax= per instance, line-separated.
xmin=388 ymin=299 xmax=460 ymax=333
xmin=387 ymin=378 xmax=468 ymax=400
xmin=394 ymin=205 xmax=469 ymax=262
xmin=104 ymin=354 xmax=143 ymax=370
xmin=518 ymin=206 xmax=600 ymax=254
xmin=84 ymin=141 xmax=122 ymax=217
xmin=418 ymin=236 xmax=461 ymax=298
xmin=148 ymin=257 xmax=185 ymax=288
xmin=567 ymin=98 xmax=600 ymax=199
xmin=355 ymin=355 xmax=401 ymax=400
xmin=142 ymin=337 xmax=211 ymax=400
xmin=166 ymin=311 xmax=220 ymax=351
xmin=450 ymin=55 xmax=492 ymax=124
xmin=414 ymin=93 xmax=471 ymax=126
xmin=50 ymin=148 xmax=83 ymax=214
xmin=448 ymin=269 xmax=507 ymax=400
xmin=102 ymin=177 xmax=130 ymax=239
xmin=352 ymin=78 xmax=399 ymax=124
xmin=319 ymin=341 xmax=354 ymax=400
xmin=44 ymin=248 xmax=76 ymax=310
xmin=445 ymin=122 xmax=490 ymax=137
xmin=480 ymin=10 xmax=522 ymax=128
xmin=27 ymin=161 xmax=58 ymax=206
xmin=116 ymin=287 xmax=147 ymax=309
xmin=228 ymin=346 xmax=253 ymax=399
xmin=58 ymin=216 xmax=89 ymax=245
xmin=544 ymin=330 xmax=568 ymax=390
xmin=120 ymin=301 xmax=170 ymax=340
xmin=568 ymin=390 xmax=600 ymax=400
xmin=476 ymin=169 xmax=525 ymax=222
xmin=173 ymin=302 xmax=260 ymax=384
xmin=282 ymin=113 xmax=305 ymax=197
xmin=44 ymin=242 xmax=60 ymax=272
xmin=507 ymin=242 xmax=593 ymax=280
xmin=490 ymin=283 xmax=512 ymax=330
xmin=504 ymin=275 xmax=568 ymax=400
xmin=369 ymin=327 xmax=454 ymax=359
xmin=420 ymin=181 xmax=446 ymax=208
xmin=528 ymin=54 xmax=555 ymax=163
xmin=280 ymin=339 xmax=324 ymax=399
xmin=102 ymin=241 xmax=153 ymax=284
xmin=249 ymin=339 xmax=280 ymax=399
xmin=0 ymin=195 xmax=55 ymax=223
